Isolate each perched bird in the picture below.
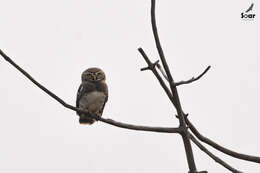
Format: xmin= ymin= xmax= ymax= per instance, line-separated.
xmin=245 ymin=3 xmax=254 ymax=13
xmin=76 ymin=67 xmax=108 ymax=125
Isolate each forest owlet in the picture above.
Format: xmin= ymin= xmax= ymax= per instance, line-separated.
xmin=76 ymin=67 xmax=108 ymax=125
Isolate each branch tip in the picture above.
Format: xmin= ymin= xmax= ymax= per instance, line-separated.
xmin=174 ymin=65 xmax=211 ymax=87
xmin=137 ymin=47 xmax=143 ymax=52
xmin=140 ymin=67 xmax=150 ymax=71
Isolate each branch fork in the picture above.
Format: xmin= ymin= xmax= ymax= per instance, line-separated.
xmin=140 ymin=59 xmax=159 ymax=71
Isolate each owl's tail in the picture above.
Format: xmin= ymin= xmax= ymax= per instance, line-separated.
xmin=79 ymin=115 xmax=96 ymax=125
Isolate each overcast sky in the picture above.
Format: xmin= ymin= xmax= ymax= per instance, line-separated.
xmin=0 ymin=0 xmax=259 ymax=172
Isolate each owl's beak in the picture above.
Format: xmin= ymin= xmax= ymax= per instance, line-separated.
xmin=93 ymin=75 xmax=97 ymax=81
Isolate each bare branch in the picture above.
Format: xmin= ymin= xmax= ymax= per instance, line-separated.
xmin=189 ymin=133 xmax=243 ymax=173
xmin=141 ymin=60 xmax=159 ymax=71
xmin=151 ymin=0 xmax=174 ymax=84
xmin=156 ymin=63 xmax=169 ymax=81
xmin=140 ymin=66 xmax=150 ymax=71
xmin=186 ymin=118 xmax=260 ymax=164
xmin=156 ymin=65 xmax=211 ymax=87
xmin=100 ymin=118 xmax=181 ymax=133
xmin=138 ymin=48 xmax=177 ymax=108
xmin=174 ymin=66 xmax=211 ymax=87
xmin=0 ymin=49 xmax=181 ymax=134
xmin=0 ymin=49 xmax=73 ymax=110
xmin=150 ymin=0 xmax=197 ymax=171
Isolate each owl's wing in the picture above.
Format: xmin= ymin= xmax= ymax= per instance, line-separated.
xmin=99 ymin=83 xmax=108 ymax=116
xmin=76 ymin=84 xmax=84 ymax=115
xmin=76 ymin=82 xmax=97 ymax=115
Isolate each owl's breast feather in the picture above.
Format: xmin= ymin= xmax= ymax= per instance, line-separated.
xmin=79 ymin=91 xmax=106 ymax=114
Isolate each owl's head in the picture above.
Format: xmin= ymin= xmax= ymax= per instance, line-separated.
xmin=81 ymin=67 xmax=106 ymax=82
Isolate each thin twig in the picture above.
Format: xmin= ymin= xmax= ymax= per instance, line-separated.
xmin=174 ymin=66 xmax=211 ymax=86
xmin=186 ymin=117 xmax=260 ymax=164
xmin=189 ymin=133 xmax=243 ymax=173
xmin=0 ymin=49 xmax=181 ymax=134
xmin=156 ymin=64 xmax=211 ymax=87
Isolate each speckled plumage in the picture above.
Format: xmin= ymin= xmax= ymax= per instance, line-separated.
xmin=76 ymin=68 xmax=108 ymax=125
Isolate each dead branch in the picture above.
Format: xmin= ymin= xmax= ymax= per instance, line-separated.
xmin=155 ymin=63 xmax=168 ymax=81
xmin=186 ymin=117 xmax=260 ymax=164
xmin=150 ymin=0 xmax=197 ymax=171
xmin=174 ymin=66 xmax=211 ymax=86
xmin=101 ymin=118 xmax=181 ymax=133
xmin=156 ymin=63 xmax=211 ymax=87
xmin=138 ymin=48 xmax=177 ymax=107
xmin=189 ymin=133 xmax=243 ymax=173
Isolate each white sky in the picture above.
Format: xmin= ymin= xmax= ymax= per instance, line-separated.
xmin=0 ymin=0 xmax=259 ymax=172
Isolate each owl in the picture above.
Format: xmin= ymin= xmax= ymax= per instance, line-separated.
xmin=76 ymin=67 xmax=108 ymax=125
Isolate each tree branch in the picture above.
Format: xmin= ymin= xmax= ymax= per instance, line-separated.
xmin=140 ymin=59 xmax=159 ymax=71
xmin=174 ymin=66 xmax=211 ymax=86
xmin=0 ymin=49 xmax=181 ymax=134
xmin=155 ymin=63 xmax=169 ymax=81
xmin=150 ymin=0 xmax=197 ymax=172
xmin=138 ymin=48 xmax=177 ymax=108
xmin=189 ymin=133 xmax=243 ymax=173
xmin=151 ymin=0 xmax=174 ymax=84
xmin=101 ymin=118 xmax=181 ymax=133
xmin=156 ymin=64 xmax=211 ymax=87
xmin=0 ymin=49 xmax=74 ymax=110
xmin=186 ymin=117 xmax=260 ymax=164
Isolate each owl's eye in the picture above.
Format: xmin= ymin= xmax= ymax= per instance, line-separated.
xmin=86 ymin=73 xmax=93 ymax=80
xmin=96 ymin=73 xmax=103 ymax=79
